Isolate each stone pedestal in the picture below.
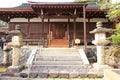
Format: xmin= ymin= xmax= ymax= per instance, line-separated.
xmin=92 ymin=46 xmax=112 ymax=72
xmin=3 ymin=51 xmax=9 ymax=64
xmin=104 ymin=69 xmax=120 ymax=80
xmin=12 ymin=46 xmax=21 ymax=66
xmin=93 ymin=63 xmax=112 ymax=72
xmin=96 ymin=46 xmax=105 ymax=65
xmin=7 ymin=65 xmax=23 ymax=73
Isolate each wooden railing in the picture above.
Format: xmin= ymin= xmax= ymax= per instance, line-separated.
xmin=23 ymin=33 xmax=48 ymax=47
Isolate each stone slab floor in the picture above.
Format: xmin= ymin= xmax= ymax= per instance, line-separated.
xmin=0 ymin=77 xmax=103 ymax=80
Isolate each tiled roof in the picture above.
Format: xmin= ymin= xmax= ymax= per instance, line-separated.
xmin=0 ymin=2 xmax=106 ymax=21
xmin=0 ymin=3 xmax=32 ymax=10
xmin=86 ymin=2 xmax=100 ymax=10
xmin=0 ymin=2 xmax=102 ymax=11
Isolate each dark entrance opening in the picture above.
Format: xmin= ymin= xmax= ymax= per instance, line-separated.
xmin=51 ymin=23 xmax=67 ymax=39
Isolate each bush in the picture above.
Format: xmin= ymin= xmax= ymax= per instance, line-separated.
xmin=109 ymin=23 xmax=120 ymax=45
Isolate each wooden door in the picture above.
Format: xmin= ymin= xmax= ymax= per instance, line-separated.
xmin=51 ymin=23 xmax=67 ymax=39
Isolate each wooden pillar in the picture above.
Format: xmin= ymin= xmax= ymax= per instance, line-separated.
xmin=7 ymin=18 xmax=11 ymax=31
xmin=67 ymin=18 xmax=70 ymax=40
xmin=27 ymin=18 xmax=30 ymax=38
xmin=83 ymin=5 xmax=87 ymax=54
xmin=48 ymin=18 xmax=50 ymax=34
xmin=73 ymin=18 xmax=76 ymax=41
xmin=42 ymin=18 xmax=44 ymax=38
xmin=8 ymin=21 xmax=10 ymax=31
xmin=48 ymin=18 xmax=50 ymax=45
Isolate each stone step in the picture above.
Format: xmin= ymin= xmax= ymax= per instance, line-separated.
xmin=50 ymin=39 xmax=68 ymax=47
xmin=31 ymin=65 xmax=91 ymax=68
xmin=50 ymin=42 xmax=68 ymax=44
xmin=36 ymin=53 xmax=80 ymax=56
xmin=37 ymin=48 xmax=78 ymax=52
xmin=50 ymin=39 xmax=68 ymax=42
xmin=36 ymin=48 xmax=80 ymax=57
xmin=49 ymin=45 xmax=68 ymax=48
xmin=24 ymin=48 xmax=92 ymax=78
xmin=33 ymin=61 xmax=83 ymax=65
xmin=26 ymin=65 xmax=93 ymax=78
xmin=35 ymin=56 xmax=82 ymax=61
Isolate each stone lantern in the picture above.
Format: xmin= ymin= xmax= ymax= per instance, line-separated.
xmin=8 ymin=25 xmax=24 ymax=68
xmin=89 ymin=21 xmax=112 ymax=71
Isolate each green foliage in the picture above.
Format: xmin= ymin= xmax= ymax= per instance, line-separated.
xmin=106 ymin=2 xmax=120 ymax=21
xmin=100 ymin=2 xmax=112 ymax=9
xmin=74 ymin=0 xmax=88 ymax=2
xmin=74 ymin=0 xmax=97 ymax=2
xmin=109 ymin=23 xmax=120 ymax=45
xmin=100 ymin=1 xmax=120 ymax=45
xmin=100 ymin=2 xmax=120 ymax=21
xmin=74 ymin=0 xmax=110 ymax=3
xmin=0 ymin=67 xmax=7 ymax=72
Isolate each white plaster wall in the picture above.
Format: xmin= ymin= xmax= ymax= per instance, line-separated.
xmin=10 ymin=18 xmax=28 ymax=22
xmin=90 ymin=18 xmax=108 ymax=22
xmin=10 ymin=18 xmax=108 ymax=23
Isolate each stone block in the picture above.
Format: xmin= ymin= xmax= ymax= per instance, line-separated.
xmin=59 ymin=70 xmax=69 ymax=78
xmin=49 ymin=69 xmax=58 ymax=78
xmin=79 ymin=73 xmax=88 ymax=78
xmin=87 ymin=73 xmax=97 ymax=78
xmin=38 ymin=69 xmax=49 ymax=78
xmin=69 ymin=70 xmax=79 ymax=78
xmin=7 ymin=66 xmax=23 ymax=73
xmin=29 ymin=72 xmax=38 ymax=78
xmin=104 ymin=69 xmax=120 ymax=80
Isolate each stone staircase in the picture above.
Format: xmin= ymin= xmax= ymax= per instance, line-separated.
xmin=26 ymin=48 xmax=92 ymax=78
xmin=49 ymin=39 xmax=68 ymax=47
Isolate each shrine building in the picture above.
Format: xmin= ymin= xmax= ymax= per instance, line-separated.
xmin=0 ymin=2 xmax=114 ymax=49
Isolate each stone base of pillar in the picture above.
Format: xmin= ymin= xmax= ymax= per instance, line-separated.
xmin=7 ymin=66 xmax=23 ymax=73
xmin=93 ymin=63 xmax=112 ymax=73
xmin=73 ymin=45 xmax=79 ymax=49
xmin=1 ymin=63 xmax=11 ymax=67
